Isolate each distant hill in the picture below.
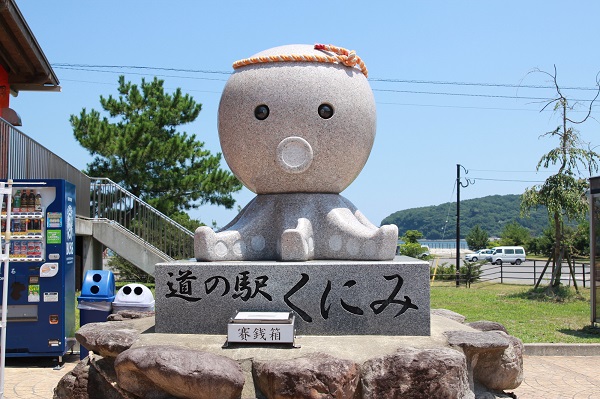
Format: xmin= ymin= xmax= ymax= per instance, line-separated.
xmin=381 ymin=194 xmax=549 ymax=239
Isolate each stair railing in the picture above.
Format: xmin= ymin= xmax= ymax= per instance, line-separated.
xmin=89 ymin=178 xmax=195 ymax=260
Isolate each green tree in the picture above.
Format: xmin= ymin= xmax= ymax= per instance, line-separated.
xmin=459 ymin=260 xmax=483 ymax=288
xmin=562 ymin=222 xmax=589 ymax=259
xmin=402 ymin=230 xmax=423 ymax=243
xmin=71 ymin=75 xmax=242 ymax=216
xmin=398 ymin=230 xmax=427 ymax=258
xmin=528 ymin=228 xmax=555 ymax=257
xmin=465 ymin=224 xmax=489 ymax=250
xmin=521 ymin=66 xmax=600 ymax=290
xmin=108 ymin=255 xmax=154 ymax=283
xmin=499 ymin=221 xmax=530 ymax=246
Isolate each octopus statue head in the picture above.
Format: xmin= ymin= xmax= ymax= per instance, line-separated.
xmin=218 ymin=44 xmax=376 ymax=194
xmin=194 ymin=44 xmax=398 ymax=262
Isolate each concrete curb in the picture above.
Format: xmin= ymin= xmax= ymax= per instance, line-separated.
xmin=524 ymin=343 xmax=600 ymax=356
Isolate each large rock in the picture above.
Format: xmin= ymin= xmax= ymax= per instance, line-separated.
xmin=76 ymin=322 xmax=140 ymax=358
xmin=445 ymin=331 xmax=510 ymax=353
xmin=360 ymin=347 xmax=474 ymax=399
xmin=471 ymin=332 xmax=524 ymax=390
xmin=54 ymin=354 xmax=131 ymax=399
xmin=253 ymin=352 xmax=359 ymax=399
xmin=445 ymin=330 xmax=523 ymax=391
xmin=54 ymin=358 xmax=91 ymax=399
xmin=466 ymin=321 xmax=509 ymax=334
xmin=107 ymin=310 xmax=155 ymax=321
xmin=431 ymin=308 xmax=466 ymax=323
xmin=114 ymin=345 xmax=244 ymax=399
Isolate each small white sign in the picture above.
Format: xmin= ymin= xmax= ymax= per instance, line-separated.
xmin=227 ymin=322 xmax=295 ymax=344
xmin=227 ymin=312 xmax=295 ymax=344
xmin=43 ymin=292 xmax=59 ymax=302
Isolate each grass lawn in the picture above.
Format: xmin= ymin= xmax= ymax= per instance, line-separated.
xmin=431 ymin=283 xmax=600 ymax=343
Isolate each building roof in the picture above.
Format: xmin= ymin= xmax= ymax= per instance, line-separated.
xmin=0 ymin=0 xmax=60 ymax=93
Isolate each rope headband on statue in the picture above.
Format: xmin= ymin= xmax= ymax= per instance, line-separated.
xmin=232 ymin=44 xmax=368 ymax=78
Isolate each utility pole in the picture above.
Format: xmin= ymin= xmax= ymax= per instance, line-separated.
xmin=456 ymin=164 xmax=473 ymax=287
xmin=456 ymin=165 xmax=461 ymax=287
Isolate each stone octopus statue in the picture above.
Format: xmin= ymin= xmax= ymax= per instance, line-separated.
xmin=195 ymin=44 xmax=398 ymax=261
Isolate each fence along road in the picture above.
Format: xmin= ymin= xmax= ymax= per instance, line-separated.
xmin=432 ymin=257 xmax=591 ymax=287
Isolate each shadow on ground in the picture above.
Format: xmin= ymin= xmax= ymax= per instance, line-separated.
xmin=558 ymin=325 xmax=600 ymax=339
xmin=4 ymin=353 xmax=79 ymax=369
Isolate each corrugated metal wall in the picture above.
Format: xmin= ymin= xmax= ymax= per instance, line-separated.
xmin=0 ymin=118 xmax=90 ymax=217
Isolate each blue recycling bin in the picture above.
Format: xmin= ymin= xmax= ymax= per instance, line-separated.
xmin=77 ymin=270 xmax=116 ymax=359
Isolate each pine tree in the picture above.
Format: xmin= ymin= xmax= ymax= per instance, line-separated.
xmin=71 ymin=76 xmax=241 ymax=217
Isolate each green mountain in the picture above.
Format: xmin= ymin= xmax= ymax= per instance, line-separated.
xmin=381 ymin=194 xmax=549 ymax=239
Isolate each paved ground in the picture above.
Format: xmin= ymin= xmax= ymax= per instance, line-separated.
xmin=0 ymin=353 xmax=599 ymax=399
xmin=512 ymin=356 xmax=600 ymax=399
xmin=1 ymin=354 xmax=78 ymax=399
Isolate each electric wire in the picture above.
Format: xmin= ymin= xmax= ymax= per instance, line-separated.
xmin=373 ymin=88 xmax=593 ymax=102
xmin=52 ymin=63 xmax=600 ymax=92
xmin=440 ymin=180 xmax=457 ymax=241
xmin=51 ymin=63 xmax=600 ymax=111
xmin=468 ymin=169 xmax=558 ymax=173
xmin=470 ymin=177 xmax=546 ymax=183
xmin=55 ymin=66 xmax=228 ymax=82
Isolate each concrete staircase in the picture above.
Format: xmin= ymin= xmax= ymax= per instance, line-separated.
xmin=78 ymin=218 xmax=172 ymax=276
xmin=78 ymin=178 xmax=196 ymax=277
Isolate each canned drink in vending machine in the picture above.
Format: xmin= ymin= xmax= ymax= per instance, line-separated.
xmin=34 ymin=241 xmax=42 ymax=258
xmin=10 ymin=240 xmax=18 ymax=258
xmin=27 ymin=241 xmax=36 ymax=258
xmin=18 ymin=241 xmax=27 ymax=258
xmin=14 ymin=241 xmax=22 ymax=258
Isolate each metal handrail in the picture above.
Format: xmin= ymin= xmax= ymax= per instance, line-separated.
xmin=89 ymin=178 xmax=194 ymax=260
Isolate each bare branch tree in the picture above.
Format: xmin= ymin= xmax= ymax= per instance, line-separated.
xmin=521 ymin=66 xmax=600 ymax=292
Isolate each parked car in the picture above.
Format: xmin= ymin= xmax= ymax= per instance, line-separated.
xmin=485 ymin=246 xmax=526 ymax=265
xmin=419 ymin=245 xmax=430 ymax=258
xmin=465 ymin=249 xmax=493 ymax=262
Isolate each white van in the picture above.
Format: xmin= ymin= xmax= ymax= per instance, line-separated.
xmin=486 ymin=246 xmax=526 ymax=265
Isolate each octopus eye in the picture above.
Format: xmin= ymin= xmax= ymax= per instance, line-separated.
xmin=254 ymin=104 xmax=270 ymax=120
xmin=318 ymin=103 xmax=334 ymax=119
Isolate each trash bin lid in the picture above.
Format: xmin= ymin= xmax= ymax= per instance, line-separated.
xmin=80 ymin=270 xmax=115 ymax=301
xmin=114 ymin=283 xmax=154 ymax=305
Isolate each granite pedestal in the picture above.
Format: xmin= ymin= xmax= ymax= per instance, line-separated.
xmin=155 ymin=256 xmax=430 ymax=336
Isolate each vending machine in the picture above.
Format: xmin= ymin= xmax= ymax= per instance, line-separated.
xmin=0 ymin=179 xmax=76 ymax=358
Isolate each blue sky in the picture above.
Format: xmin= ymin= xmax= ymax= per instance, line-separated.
xmin=11 ymin=1 xmax=600 ymax=231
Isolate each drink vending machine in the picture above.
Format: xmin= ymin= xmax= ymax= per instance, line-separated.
xmin=0 ymin=179 xmax=76 ymax=358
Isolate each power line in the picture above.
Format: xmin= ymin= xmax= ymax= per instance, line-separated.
xmin=471 ymin=177 xmax=546 ymax=183
xmin=469 ymin=169 xmax=558 ymax=173
xmin=52 ymin=63 xmax=600 ymax=92
xmin=54 ymin=66 xmax=228 ymax=82
xmin=370 ymin=78 xmax=600 ymax=92
xmin=376 ymin=102 xmax=596 ymax=113
xmin=51 ymin=63 xmax=600 ymax=111
xmin=373 ymin=88 xmax=594 ymax=102
xmin=53 ymin=63 xmax=231 ymax=75
xmin=60 ymin=78 xmax=223 ymax=94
